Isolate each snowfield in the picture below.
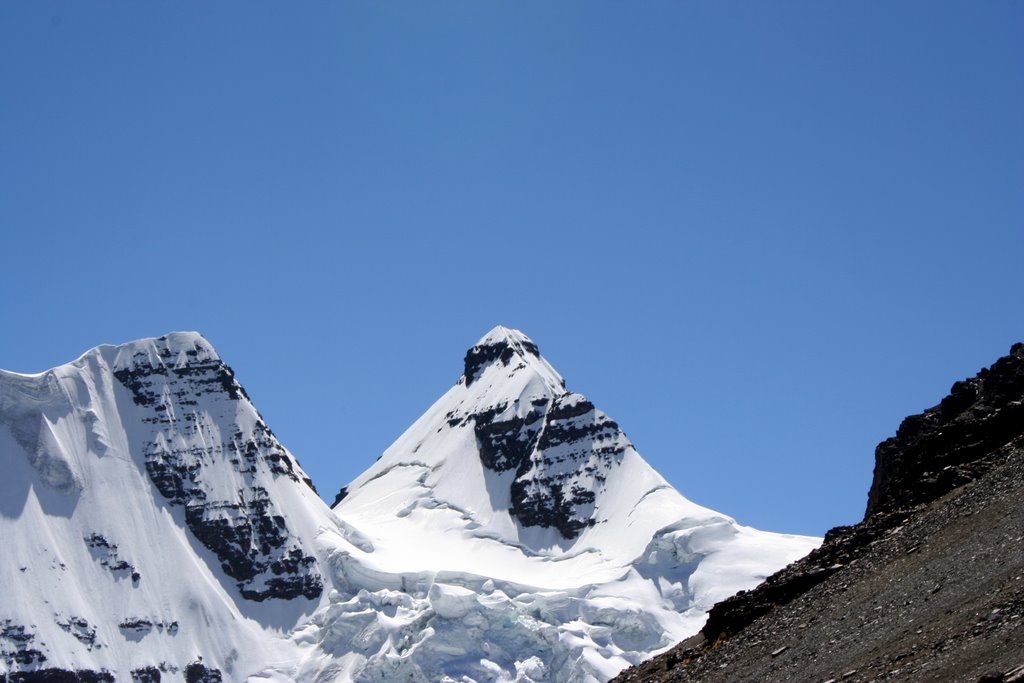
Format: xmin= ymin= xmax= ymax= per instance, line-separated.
xmin=0 ymin=327 xmax=819 ymax=682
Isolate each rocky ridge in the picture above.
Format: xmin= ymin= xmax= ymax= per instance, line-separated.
xmin=613 ymin=343 xmax=1024 ymax=683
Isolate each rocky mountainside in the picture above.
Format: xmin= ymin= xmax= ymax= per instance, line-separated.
xmin=0 ymin=327 xmax=819 ymax=682
xmin=613 ymin=344 xmax=1024 ymax=683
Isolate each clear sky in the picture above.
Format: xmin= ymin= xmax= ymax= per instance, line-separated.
xmin=2 ymin=2 xmax=1021 ymax=536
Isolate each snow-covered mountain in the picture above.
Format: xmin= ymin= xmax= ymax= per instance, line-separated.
xmin=1 ymin=327 xmax=819 ymax=682
xmin=0 ymin=332 xmax=337 ymax=681
xmin=301 ymin=326 xmax=819 ymax=681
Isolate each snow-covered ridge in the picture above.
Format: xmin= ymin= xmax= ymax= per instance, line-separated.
xmin=0 ymin=331 xmax=335 ymax=680
xmin=1 ymin=327 xmax=820 ymax=682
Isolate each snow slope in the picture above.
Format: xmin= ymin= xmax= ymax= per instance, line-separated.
xmin=0 ymin=333 xmax=340 ymax=681
xmin=1 ymin=327 xmax=819 ymax=682
xmin=289 ymin=326 xmax=820 ymax=682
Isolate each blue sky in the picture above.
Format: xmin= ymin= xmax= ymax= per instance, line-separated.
xmin=2 ymin=2 xmax=1021 ymax=536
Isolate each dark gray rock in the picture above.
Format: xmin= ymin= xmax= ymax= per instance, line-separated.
xmin=183 ymin=662 xmax=221 ymax=683
xmin=463 ymin=336 xmax=541 ymax=387
xmin=129 ymin=667 xmax=161 ymax=683
xmin=866 ymin=342 xmax=1024 ymax=517
xmin=0 ymin=620 xmax=46 ymax=668
xmin=0 ymin=670 xmax=114 ymax=683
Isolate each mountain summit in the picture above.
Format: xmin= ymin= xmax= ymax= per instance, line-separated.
xmin=320 ymin=326 xmax=820 ymax=680
xmin=1 ymin=328 xmax=819 ymax=682
xmin=336 ymin=324 xmax=699 ymax=557
xmin=461 ymin=325 xmax=563 ymax=391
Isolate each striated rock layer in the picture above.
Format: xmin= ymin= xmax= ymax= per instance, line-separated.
xmin=0 ymin=333 xmax=333 ymax=681
xmin=111 ymin=336 xmax=322 ymax=601
xmin=614 ymin=343 xmax=1024 ymax=683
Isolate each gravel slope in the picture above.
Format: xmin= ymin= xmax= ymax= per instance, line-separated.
xmin=616 ymin=446 xmax=1023 ymax=683
xmin=614 ymin=344 xmax=1024 ymax=683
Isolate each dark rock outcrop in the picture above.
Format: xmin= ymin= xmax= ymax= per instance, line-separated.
xmin=463 ymin=335 xmax=541 ymax=387
xmin=183 ymin=662 xmax=222 ymax=683
xmin=509 ymin=393 xmax=628 ymax=538
xmin=84 ymin=533 xmax=140 ymax=584
xmin=331 ymin=486 xmax=349 ymax=507
xmin=460 ymin=390 xmax=630 ymax=539
xmin=129 ymin=667 xmax=161 ymax=683
xmin=118 ymin=618 xmax=178 ymax=636
xmin=0 ymin=671 xmax=115 ymax=683
xmin=446 ymin=332 xmax=632 ymax=540
xmin=1 ymin=621 xmax=46 ymax=668
xmin=866 ymin=342 xmax=1024 ymax=517
xmin=473 ymin=400 xmax=547 ymax=473
xmin=614 ymin=344 xmax=1024 ymax=683
xmin=54 ymin=616 xmax=97 ymax=650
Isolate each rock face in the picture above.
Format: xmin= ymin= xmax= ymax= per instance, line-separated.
xmin=462 ymin=330 xmax=631 ymax=540
xmin=456 ymin=329 xmax=626 ymax=540
xmin=866 ymin=342 xmax=1024 ymax=517
xmin=509 ymin=393 xmax=630 ymax=539
xmin=463 ymin=332 xmax=545 ymax=388
xmin=613 ymin=343 xmax=1024 ymax=683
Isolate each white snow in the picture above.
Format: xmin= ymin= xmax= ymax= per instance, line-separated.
xmin=303 ymin=325 xmax=820 ymax=681
xmin=0 ymin=327 xmax=820 ymax=682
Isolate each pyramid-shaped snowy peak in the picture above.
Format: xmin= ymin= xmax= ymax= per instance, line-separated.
xmin=337 ymin=325 xmax=702 ymax=560
xmin=333 ymin=325 xmax=819 ymax=589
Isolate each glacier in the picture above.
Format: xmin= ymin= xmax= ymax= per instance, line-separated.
xmin=0 ymin=327 xmax=819 ymax=682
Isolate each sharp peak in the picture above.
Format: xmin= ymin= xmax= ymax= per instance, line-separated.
xmin=475 ymin=325 xmax=537 ymax=347
xmin=466 ymin=325 xmax=543 ymax=365
xmin=462 ymin=325 xmax=564 ymax=390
